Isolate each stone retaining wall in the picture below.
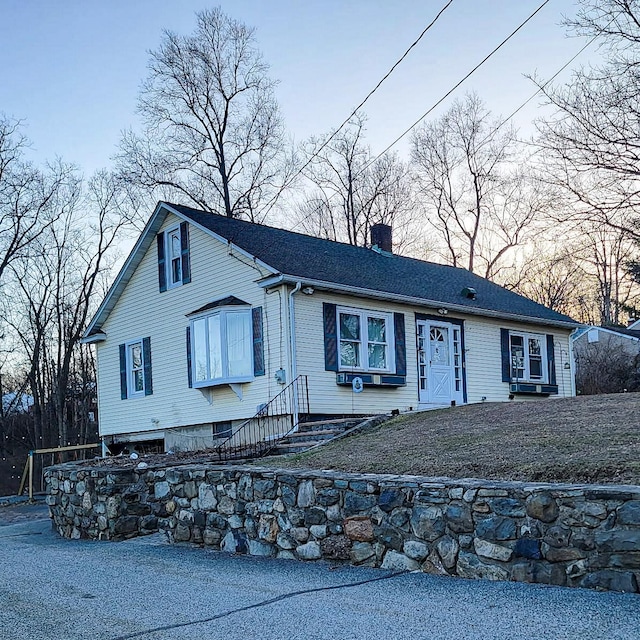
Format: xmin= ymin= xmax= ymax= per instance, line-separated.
xmin=44 ymin=464 xmax=640 ymax=593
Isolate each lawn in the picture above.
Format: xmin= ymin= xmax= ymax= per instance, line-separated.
xmin=271 ymin=393 xmax=640 ymax=485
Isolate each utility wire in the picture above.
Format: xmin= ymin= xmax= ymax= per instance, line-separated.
xmin=281 ymin=0 xmax=555 ymax=237
xmin=258 ymin=0 xmax=455 ymax=219
xmin=359 ymin=0 xmax=551 ymax=174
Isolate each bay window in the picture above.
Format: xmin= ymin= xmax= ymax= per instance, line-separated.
xmin=191 ymin=309 xmax=253 ymax=386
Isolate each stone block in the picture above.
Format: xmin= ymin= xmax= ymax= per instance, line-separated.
xmin=114 ymin=516 xmax=138 ymax=535
xmin=403 ymin=540 xmax=429 ymax=561
xmin=542 ymin=543 xmax=585 ymax=563
xmin=154 ymin=482 xmax=170 ymax=500
xmin=456 ymin=552 xmax=509 ymax=581
xmin=174 ymin=523 xmax=191 ymax=542
xmin=381 ymin=550 xmax=420 ymax=571
xmin=379 ymin=489 xmax=405 ymax=512
xmin=254 ymin=479 xmax=277 ymax=499
xmin=296 ymin=541 xmax=322 ymax=560
xmin=475 ymin=516 xmax=516 ymax=541
xmin=445 ymin=503 xmax=474 ymax=533
xmin=316 ymin=488 xmax=340 ymax=507
xmin=203 ymin=529 xmax=222 ymax=546
xmin=422 ymin=552 xmax=449 ymax=575
xmin=617 ymin=501 xmax=640 ymax=526
xmin=374 ymin=524 xmax=404 ymax=551
xmin=344 ymin=517 xmax=374 ymax=542
xmin=198 ymin=484 xmax=217 ymax=510
xmin=351 ymin=542 xmax=375 ymax=564
xmin=580 ymin=570 xmax=638 ymax=593
xmin=291 ymin=527 xmax=309 ymax=543
xmin=304 ymin=508 xmax=327 ymax=526
xmin=543 ymin=525 xmax=572 ymax=548
xmin=280 ymin=485 xmax=296 ymax=507
xmin=248 ymin=540 xmax=275 ymax=557
xmin=277 ymin=532 xmax=296 ymax=550
xmin=320 ymin=535 xmax=351 ymax=560
xmin=526 ymin=493 xmax=559 ymax=523
xmin=436 ymin=535 xmax=459 ymax=570
xmin=474 ymin=538 xmax=513 ymax=562
xmin=309 ymin=525 xmax=328 ymax=539
xmin=514 ymin=537 xmax=541 ymax=560
xmin=595 ymin=529 xmax=640 ymax=553
xmin=489 ymin=498 xmax=526 ymax=517
xmin=344 ymin=492 xmax=377 ymax=516
xmin=410 ymin=506 xmax=445 ymax=542
xmin=297 ymin=480 xmax=316 ymax=508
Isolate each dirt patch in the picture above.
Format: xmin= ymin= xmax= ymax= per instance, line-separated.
xmin=269 ymin=393 xmax=640 ymax=484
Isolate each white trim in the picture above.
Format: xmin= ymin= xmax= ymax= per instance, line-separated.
xmin=259 ymin=274 xmax=578 ymax=330
xmin=336 ymin=305 xmax=395 ymax=373
xmin=508 ymin=330 xmax=548 ymax=384
xmin=164 ymin=223 xmax=183 ymax=289
xmin=81 ymin=332 xmax=106 ymax=344
xmin=125 ymin=338 xmax=146 ymax=399
xmin=190 ymin=307 xmax=254 ymax=388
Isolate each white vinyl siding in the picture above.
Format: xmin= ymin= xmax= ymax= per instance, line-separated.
xmin=96 ymin=213 xmax=282 ymax=438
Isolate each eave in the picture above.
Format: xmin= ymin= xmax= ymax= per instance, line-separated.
xmin=259 ymin=274 xmax=579 ymax=331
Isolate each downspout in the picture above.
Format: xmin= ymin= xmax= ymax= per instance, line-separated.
xmin=289 ymin=282 xmax=302 ymax=431
xmin=569 ymin=328 xmax=578 ymax=397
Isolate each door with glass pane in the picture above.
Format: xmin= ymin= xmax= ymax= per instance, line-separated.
xmin=417 ymin=320 xmax=463 ymax=405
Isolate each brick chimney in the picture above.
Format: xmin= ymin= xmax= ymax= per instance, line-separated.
xmin=370 ymin=223 xmax=392 ymax=253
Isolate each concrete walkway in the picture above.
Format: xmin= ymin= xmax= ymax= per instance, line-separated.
xmin=0 ymin=503 xmax=638 ymax=640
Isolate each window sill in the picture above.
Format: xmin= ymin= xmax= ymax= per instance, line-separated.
xmin=193 ymin=376 xmax=253 ymax=389
xmin=509 ymin=383 xmax=558 ymax=396
xmin=336 ymin=372 xmax=406 ymax=387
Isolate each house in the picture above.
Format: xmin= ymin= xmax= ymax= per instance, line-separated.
xmin=572 ymin=324 xmax=640 ymax=394
xmin=82 ymin=202 xmax=578 ymax=452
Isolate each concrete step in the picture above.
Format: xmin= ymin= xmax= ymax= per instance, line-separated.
xmin=297 ymin=417 xmax=371 ymax=432
xmin=281 ymin=429 xmax=340 ymax=441
xmin=271 ymin=441 xmax=323 ymax=454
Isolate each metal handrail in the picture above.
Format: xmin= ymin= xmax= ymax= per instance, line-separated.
xmin=212 ymin=375 xmax=309 ymax=461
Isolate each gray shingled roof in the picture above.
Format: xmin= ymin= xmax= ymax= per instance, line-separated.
xmin=170 ymin=203 xmax=576 ymax=326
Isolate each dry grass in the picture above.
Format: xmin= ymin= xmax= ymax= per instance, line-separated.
xmin=272 ymin=393 xmax=640 ymax=485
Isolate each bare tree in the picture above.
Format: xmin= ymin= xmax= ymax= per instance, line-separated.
xmin=6 ymin=170 xmax=128 ymax=449
xmin=117 ymin=8 xmax=290 ymax=221
xmin=535 ymin=0 xmax=640 ymax=238
xmin=0 ymin=116 xmax=76 ymax=285
xmin=411 ymin=94 xmax=546 ymax=279
xmin=298 ymin=113 xmax=415 ymax=250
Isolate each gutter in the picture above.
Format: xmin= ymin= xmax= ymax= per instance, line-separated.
xmin=259 ymin=274 xmax=579 ymax=330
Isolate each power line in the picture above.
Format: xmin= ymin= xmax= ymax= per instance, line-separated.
xmin=360 ymin=0 xmax=551 ymax=174
xmin=258 ymin=0 xmax=455 ymax=219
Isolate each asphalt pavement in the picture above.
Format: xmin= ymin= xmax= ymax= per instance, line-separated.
xmin=0 ymin=503 xmax=638 ymax=640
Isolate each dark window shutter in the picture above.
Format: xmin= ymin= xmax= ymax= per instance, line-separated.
xmin=186 ymin=326 xmax=193 ymax=388
xmin=546 ymin=334 xmax=556 ymax=385
xmin=252 ymin=307 xmax=265 ymax=376
xmin=157 ymin=233 xmax=167 ymax=293
xmin=323 ymin=303 xmax=338 ymax=371
xmin=180 ymin=222 xmax=191 ymax=284
xmin=500 ymin=328 xmax=511 ymax=382
xmin=142 ymin=337 xmax=153 ymax=396
xmin=394 ymin=312 xmax=406 ymax=376
xmin=119 ymin=343 xmax=128 ymax=400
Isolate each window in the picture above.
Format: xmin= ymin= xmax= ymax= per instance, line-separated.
xmin=509 ymin=331 xmax=547 ymax=383
xmin=119 ymin=337 xmax=153 ymax=399
xmin=157 ymin=222 xmax=190 ymax=292
xmin=191 ymin=309 xmax=253 ymax=387
xmin=337 ymin=307 xmax=393 ymax=372
xmin=167 ymin=227 xmax=182 ymax=286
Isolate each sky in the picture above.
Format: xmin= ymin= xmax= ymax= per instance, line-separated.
xmin=0 ymin=0 xmax=594 ymax=176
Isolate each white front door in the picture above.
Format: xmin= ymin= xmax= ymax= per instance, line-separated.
xmin=417 ymin=320 xmax=463 ymax=405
